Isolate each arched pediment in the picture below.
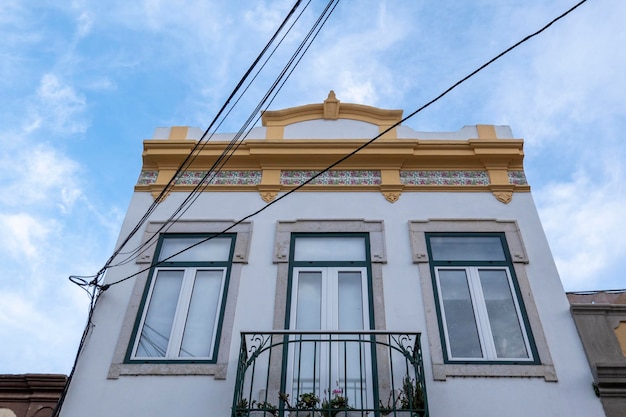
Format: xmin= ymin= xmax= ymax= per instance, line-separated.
xmin=261 ymin=90 xmax=403 ymax=139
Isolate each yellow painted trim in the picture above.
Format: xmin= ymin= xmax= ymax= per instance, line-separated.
xmin=476 ymin=124 xmax=497 ymax=139
xmin=136 ymin=134 xmax=530 ymax=204
xmin=261 ymin=91 xmax=403 ymax=140
xmin=136 ymin=96 xmax=528 ymax=204
xmin=168 ymin=126 xmax=189 ymax=140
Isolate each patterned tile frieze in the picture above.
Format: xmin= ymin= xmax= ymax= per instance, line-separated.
xmin=281 ymin=170 xmax=382 ymax=185
xmin=137 ymin=170 xmax=158 ymax=185
xmin=175 ymin=170 xmax=262 ymax=185
xmin=400 ymin=170 xmax=490 ymax=186
xmin=508 ymin=170 xmax=528 ymax=185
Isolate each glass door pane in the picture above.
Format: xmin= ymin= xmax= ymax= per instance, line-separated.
xmin=294 ymin=237 xmax=366 ymax=261
xmin=289 ymin=267 xmax=372 ymax=410
xmin=292 ymin=271 xmax=323 ymax=396
xmin=337 ymin=271 xmax=367 ymax=408
xmin=430 ymin=236 xmax=506 ymax=261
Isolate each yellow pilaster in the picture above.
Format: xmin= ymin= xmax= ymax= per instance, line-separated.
xmin=168 ymin=126 xmax=189 ymax=140
xmin=258 ymin=169 xmax=282 ymax=202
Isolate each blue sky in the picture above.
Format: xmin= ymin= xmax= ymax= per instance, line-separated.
xmin=1 ymin=0 xmax=624 ymax=374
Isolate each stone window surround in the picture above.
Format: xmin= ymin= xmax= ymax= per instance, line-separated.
xmin=409 ymin=219 xmax=557 ymax=382
xmin=271 ymin=219 xmax=387 ymax=331
xmin=257 ymin=219 xmax=390 ymax=402
xmin=107 ymin=220 xmax=252 ymax=380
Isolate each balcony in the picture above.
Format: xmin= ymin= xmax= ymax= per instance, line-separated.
xmin=232 ymin=331 xmax=428 ymax=417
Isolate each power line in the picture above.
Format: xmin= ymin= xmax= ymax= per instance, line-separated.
xmin=88 ymin=0 xmax=344 ymax=289
xmin=95 ymin=0 xmax=308 ymax=278
xmin=102 ymin=0 xmax=337 ymax=271
xmin=57 ymin=1 xmax=589 ymax=415
xmin=101 ymin=0 xmax=589 ymax=291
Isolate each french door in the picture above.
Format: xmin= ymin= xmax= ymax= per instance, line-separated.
xmin=288 ymin=266 xmax=372 ymax=409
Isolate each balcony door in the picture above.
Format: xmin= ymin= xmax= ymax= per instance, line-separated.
xmin=286 ymin=235 xmax=374 ymax=409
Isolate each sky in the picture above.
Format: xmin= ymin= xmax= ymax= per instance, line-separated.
xmin=0 ymin=0 xmax=624 ymax=375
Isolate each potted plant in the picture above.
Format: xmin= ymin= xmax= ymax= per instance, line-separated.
xmin=235 ymin=398 xmax=250 ymax=417
xmin=378 ymin=377 xmax=425 ymax=417
xmin=321 ymin=388 xmax=355 ymax=417
xmin=397 ymin=376 xmax=425 ymax=417
xmin=279 ymin=392 xmax=320 ymax=417
xmin=251 ymin=400 xmax=279 ymax=417
xmin=378 ymin=391 xmax=396 ymax=416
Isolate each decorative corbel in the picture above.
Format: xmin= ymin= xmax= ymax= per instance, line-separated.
xmin=260 ymin=191 xmax=278 ymax=203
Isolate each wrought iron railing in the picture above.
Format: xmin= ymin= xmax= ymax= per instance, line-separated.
xmin=232 ymin=331 xmax=428 ymax=417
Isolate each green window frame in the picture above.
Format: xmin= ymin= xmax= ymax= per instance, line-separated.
xmin=426 ymin=232 xmax=539 ymax=365
xmin=284 ymin=232 xmax=376 ymax=329
xmin=125 ymin=233 xmax=236 ymax=364
xmin=281 ymin=232 xmax=379 ymax=411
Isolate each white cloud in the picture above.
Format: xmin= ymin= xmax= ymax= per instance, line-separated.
xmin=0 ymin=287 xmax=86 ymax=373
xmin=485 ymin=1 xmax=626 ymax=147
xmin=243 ymin=0 xmax=293 ymax=35
xmin=0 ymin=213 xmax=57 ymax=261
xmin=286 ymin=1 xmax=413 ymax=106
xmin=535 ymin=161 xmax=626 ymax=291
xmin=30 ymin=73 xmax=88 ymax=134
xmin=338 ymin=76 xmax=377 ymax=105
xmin=76 ymin=11 xmax=94 ymax=38
xmin=0 ymin=143 xmax=82 ymax=211
xmin=86 ymin=77 xmax=117 ymax=91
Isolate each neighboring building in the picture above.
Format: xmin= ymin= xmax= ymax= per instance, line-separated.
xmin=568 ymin=290 xmax=626 ymax=417
xmin=0 ymin=374 xmax=66 ymax=417
xmin=59 ymin=92 xmax=604 ymax=416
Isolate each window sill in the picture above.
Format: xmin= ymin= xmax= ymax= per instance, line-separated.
xmin=432 ymin=363 xmax=557 ymax=382
xmin=107 ymin=363 xmax=227 ymax=379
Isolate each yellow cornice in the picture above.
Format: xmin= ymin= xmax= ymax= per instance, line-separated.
xmin=137 ymin=97 xmax=527 ymax=204
xmin=137 ymin=135 xmax=529 ymax=204
xmin=141 ymin=139 xmax=524 ymax=168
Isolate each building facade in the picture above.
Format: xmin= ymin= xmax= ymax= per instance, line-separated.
xmin=59 ymin=93 xmax=604 ymax=416
xmin=568 ymin=290 xmax=626 ymax=417
xmin=0 ymin=374 xmax=66 ymax=417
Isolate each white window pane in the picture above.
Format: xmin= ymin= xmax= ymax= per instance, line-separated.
xmin=136 ymin=270 xmax=184 ymax=357
xmin=179 ymin=270 xmax=223 ymax=358
xmin=479 ymin=269 xmax=529 ymax=359
xmin=338 ymin=271 xmax=364 ymax=330
xmin=158 ymin=237 xmax=231 ymax=262
xmin=293 ymin=272 xmax=322 ymax=392
xmin=337 ymin=271 xmax=366 ymax=407
xmin=430 ymin=236 xmax=505 ymax=261
xmin=438 ymin=269 xmax=483 ymax=358
xmin=295 ymin=272 xmax=322 ymax=329
xmin=294 ymin=237 xmax=366 ymax=261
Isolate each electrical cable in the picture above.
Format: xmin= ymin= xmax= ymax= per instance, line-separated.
xmin=103 ymin=0 xmax=319 ymax=270
xmin=54 ymin=2 xmax=314 ymax=416
xmin=75 ymin=0 xmax=342 ymax=290
xmin=96 ymin=0 xmax=306 ymax=278
xmin=52 ymin=276 xmax=102 ymax=417
xmin=101 ymin=0 xmax=589 ymax=291
xmin=57 ymin=1 xmax=588 ymax=416
xmin=103 ymin=0 xmax=336 ymax=271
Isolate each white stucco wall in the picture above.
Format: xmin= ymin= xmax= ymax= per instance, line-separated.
xmin=59 ymin=187 xmax=603 ymax=417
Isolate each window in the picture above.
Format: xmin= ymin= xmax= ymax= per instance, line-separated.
xmin=427 ymin=234 xmax=537 ymax=363
xmin=409 ymin=220 xmax=556 ymax=381
xmin=267 ymin=220 xmax=388 ymax=404
xmin=127 ymin=233 xmax=235 ymax=363
xmin=286 ymin=233 xmax=375 ymax=409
